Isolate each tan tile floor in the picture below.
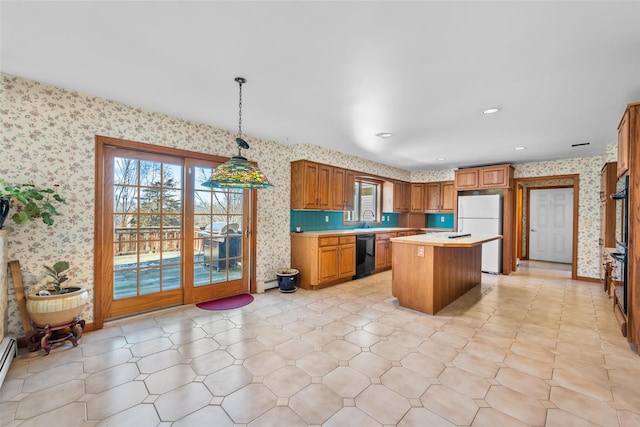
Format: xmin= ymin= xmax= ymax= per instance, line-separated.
xmin=2 ymin=260 xmax=640 ymax=426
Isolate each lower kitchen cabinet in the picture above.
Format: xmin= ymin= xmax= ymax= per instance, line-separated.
xmin=375 ymin=232 xmax=397 ymax=271
xmin=291 ymin=234 xmax=355 ymax=290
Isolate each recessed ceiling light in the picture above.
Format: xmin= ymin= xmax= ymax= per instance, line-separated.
xmin=483 ymin=107 xmax=501 ymax=115
xmin=514 ymin=146 xmax=527 ymax=151
xmin=436 ymin=157 xmax=446 ymax=161
xmin=375 ymin=132 xmax=393 ymax=138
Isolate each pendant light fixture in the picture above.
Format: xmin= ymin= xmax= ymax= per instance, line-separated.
xmin=202 ymin=77 xmax=274 ymax=189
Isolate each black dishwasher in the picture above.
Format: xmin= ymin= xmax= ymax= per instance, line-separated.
xmin=354 ymin=234 xmax=376 ymax=279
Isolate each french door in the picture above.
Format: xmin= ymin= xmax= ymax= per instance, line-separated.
xmin=96 ymin=137 xmax=252 ymax=322
xmin=184 ymin=159 xmax=249 ymax=303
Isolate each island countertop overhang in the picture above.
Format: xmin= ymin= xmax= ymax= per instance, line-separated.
xmin=390 ymin=233 xmax=503 ymax=248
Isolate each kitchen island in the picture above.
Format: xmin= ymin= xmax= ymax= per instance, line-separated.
xmin=390 ymin=233 xmax=502 ymax=315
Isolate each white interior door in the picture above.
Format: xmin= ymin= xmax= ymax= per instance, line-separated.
xmin=529 ymin=188 xmax=573 ymax=263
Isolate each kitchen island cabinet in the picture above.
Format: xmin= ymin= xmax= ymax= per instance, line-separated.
xmin=391 ymin=233 xmax=502 ymax=315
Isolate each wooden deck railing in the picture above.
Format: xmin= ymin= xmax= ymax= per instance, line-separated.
xmin=114 ymin=227 xmax=205 ymax=256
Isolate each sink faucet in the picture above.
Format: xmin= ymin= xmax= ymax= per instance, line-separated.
xmin=361 ymin=210 xmax=376 ymax=227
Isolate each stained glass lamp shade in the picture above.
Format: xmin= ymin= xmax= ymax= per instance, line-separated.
xmin=202 ymin=138 xmax=274 ymax=189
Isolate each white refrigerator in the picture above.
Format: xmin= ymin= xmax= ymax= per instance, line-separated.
xmin=457 ymin=194 xmax=503 ymax=274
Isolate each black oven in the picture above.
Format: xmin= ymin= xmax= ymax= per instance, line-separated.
xmin=611 ymin=175 xmax=629 ymax=314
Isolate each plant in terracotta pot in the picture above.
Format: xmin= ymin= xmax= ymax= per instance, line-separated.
xmin=0 ymin=178 xmax=66 ymax=228
xmin=26 ymin=261 xmax=88 ymax=329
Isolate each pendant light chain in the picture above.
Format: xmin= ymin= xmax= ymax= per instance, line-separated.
xmin=237 ymin=78 xmax=244 ymax=138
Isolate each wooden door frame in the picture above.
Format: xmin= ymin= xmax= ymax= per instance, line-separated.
xmin=94 ymin=135 xmax=259 ymax=329
xmin=512 ymin=174 xmax=579 ymax=280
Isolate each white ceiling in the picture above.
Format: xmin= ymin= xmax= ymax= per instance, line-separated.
xmin=2 ymin=1 xmax=639 ymax=171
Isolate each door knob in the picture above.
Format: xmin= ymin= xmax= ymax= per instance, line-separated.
xmin=531 ymin=229 xmax=536 ymax=232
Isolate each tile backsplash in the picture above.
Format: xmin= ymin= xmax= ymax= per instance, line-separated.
xmin=290 ymin=211 xmax=399 ymax=232
xmin=427 ymin=213 xmax=454 ymax=229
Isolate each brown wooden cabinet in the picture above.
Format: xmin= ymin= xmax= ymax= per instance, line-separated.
xmin=330 ymin=168 xmax=356 ymax=211
xmin=618 ymin=109 xmax=630 ymax=178
xmin=292 ymin=234 xmax=356 ymax=289
xmin=338 ymin=238 xmax=356 ymax=279
xmin=330 ymin=168 xmax=346 ymax=211
xmin=393 ymin=181 xmax=411 ymax=212
xmin=441 ymin=182 xmax=455 ymax=211
xmin=480 ymin=165 xmax=513 ymax=188
xmin=318 ymin=236 xmax=355 ymax=284
xmin=454 ymin=169 xmax=479 ymax=190
xmin=615 ymin=102 xmax=640 ymax=346
xmin=424 ymin=181 xmax=455 ymax=212
xmin=424 ymin=183 xmax=440 ymax=212
xmin=375 ymin=232 xmax=397 ymax=270
xmin=291 ymin=161 xmax=355 ymax=211
xmin=600 ymin=162 xmax=617 ymax=284
xmin=455 ymin=164 xmax=514 ymax=190
xmin=318 ymin=242 xmax=339 ymax=283
xmin=410 ymin=184 xmax=425 ymax=213
xmin=291 ymin=160 xmax=332 ymax=210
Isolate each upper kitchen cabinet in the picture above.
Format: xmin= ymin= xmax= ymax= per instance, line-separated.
xmin=291 ymin=160 xmax=356 ymax=211
xmin=454 ymin=169 xmax=478 ymax=190
xmin=455 ymin=164 xmax=514 ymax=190
xmin=291 ymin=160 xmax=332 ymax=210
xmin=480 ymin=165 xmax=514 ymax=188
xmin=441 ymin=182 xmax=455 ymax=211
xmin=618 ymin=107 xmax=631 ymax=177
xmin=410 ymin=183 xmax=425 ymax=213
xmin=393 ymin=181 xmax=411 ymax=212
xmin=330 ymin=167 xmax=356 ymax=211
xmin=425 ymin=181 xmax=455 ymax=212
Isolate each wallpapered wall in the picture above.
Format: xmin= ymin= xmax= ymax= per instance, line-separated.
xmin=0 ymin=73 xmax=612 ymax=338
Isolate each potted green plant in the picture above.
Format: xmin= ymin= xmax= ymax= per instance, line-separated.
xmin=26 ymin=261 xmax=88 ymax=327
xmin=0 ymin=178 xmax=66 ymax=228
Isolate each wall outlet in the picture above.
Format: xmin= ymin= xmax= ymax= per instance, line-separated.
xmin=440 ymin=216 xmax=445 ymax=222
xmin=325 ymin=215 xmax=329 ymax=223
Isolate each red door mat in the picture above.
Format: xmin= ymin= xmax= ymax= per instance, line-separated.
xmin=196 ymin=293 xmax=254 ymax=311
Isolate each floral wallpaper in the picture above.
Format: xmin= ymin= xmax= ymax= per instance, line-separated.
xmin=411 ymin=169 xmax=455 ymax=182
xmin=0 ymin=72 xmax=615 ymax=338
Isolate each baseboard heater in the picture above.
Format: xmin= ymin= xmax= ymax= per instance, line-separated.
xmin=263 ymin=278 xmax=278 ymax=291
xmin=0 ymin=336 xmax=18 ymax=388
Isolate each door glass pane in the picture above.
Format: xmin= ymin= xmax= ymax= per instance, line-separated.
xmin=113 ymin=156 xmax=183 ymax=300
xmin=140 ymin=268 xmax=160 ymax=294
xmin=192 ymin=166 xmax=244 ymax=288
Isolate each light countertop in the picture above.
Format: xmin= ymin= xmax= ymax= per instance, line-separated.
xmin=291 ymin=227 xmax=422 ymax=237
xmin=391 ymin=232 xmax=503 ymax=247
